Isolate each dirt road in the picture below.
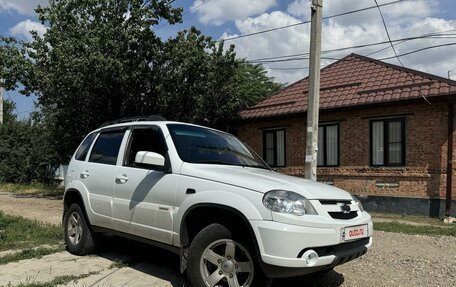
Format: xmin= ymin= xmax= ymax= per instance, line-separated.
xmin=0 ymin=191 xmax=62 ymax=225
xmin=0 ymin=192 xmax=455 ymax=287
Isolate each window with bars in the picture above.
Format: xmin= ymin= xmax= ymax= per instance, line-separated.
xmin=370 ymin=118 xmax=405 ymax=166
xmin=263 ymin=129 xmax=286 ymax=167
xmin=317 ymin=124 xmax=339 ymax=167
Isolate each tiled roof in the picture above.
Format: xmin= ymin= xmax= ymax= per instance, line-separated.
xmin=240 ymin=53 xmax=456 ymax=119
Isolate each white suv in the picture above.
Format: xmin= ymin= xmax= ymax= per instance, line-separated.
xmin=63 ymin=117 xmax=372 ymax=287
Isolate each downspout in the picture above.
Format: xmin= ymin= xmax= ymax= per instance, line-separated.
xmin=445 ymin=102 xmax=454 ymax=218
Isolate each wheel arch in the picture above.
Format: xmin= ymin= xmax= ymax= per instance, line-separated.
xmin=180 ymin=203 xmax=259 ymax=247
xmin=63 ymin=188 xmax=91 ymax=226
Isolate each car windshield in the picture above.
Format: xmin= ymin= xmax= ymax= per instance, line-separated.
xmin=167 ymin=124 xmax=270 ymax=169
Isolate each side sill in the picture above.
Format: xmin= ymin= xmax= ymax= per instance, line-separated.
xmin=91 ymin=226 xmax=180 ymax=255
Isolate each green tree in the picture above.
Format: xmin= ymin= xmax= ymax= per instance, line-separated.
xmin=157 ymin=27 xmax=282 ymax=130
xmin=0 ymin=100 xmax=57 ymax=183
xmin=1 ymin=99 xmax=17 ymax=124
xmin=17 ymin=0 xmax=182 ymax=161
xmin=1 ymin=1 xmax=281 ymax=165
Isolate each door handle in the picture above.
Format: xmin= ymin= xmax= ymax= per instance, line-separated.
xmin=115 ymin=174 xmax=129 ymax=184
xmin=80 ymin=170 xmax=90 ymax=179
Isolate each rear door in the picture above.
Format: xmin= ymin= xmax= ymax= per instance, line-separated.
xmin=79 ymin=128 xmax=126 ymax=228
xmin=113 ymin=125 xmax=177 ymax=244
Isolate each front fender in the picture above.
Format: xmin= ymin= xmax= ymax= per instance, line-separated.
xmin=173 ymin=190 xmax=271 ymax=245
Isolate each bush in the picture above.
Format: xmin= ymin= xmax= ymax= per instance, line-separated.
xmin=0 ymin=118 xmax=57 ymax=184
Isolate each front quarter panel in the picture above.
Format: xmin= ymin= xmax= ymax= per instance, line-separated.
xmin=173 ymin=181 xmax=272 ymax=246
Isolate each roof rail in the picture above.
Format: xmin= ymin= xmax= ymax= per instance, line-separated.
xmin=99 ymin=115 xmax=167 ymax=128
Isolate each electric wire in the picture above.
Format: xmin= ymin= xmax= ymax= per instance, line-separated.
xmin=220 ymin=0 xmax=406 ymax=42
xmin=260 ymin=43 xmax=456 ymax=71
xmin=372 ymin=0 xmax=430 ymax=103
xmin=247 ymin=30 xmax=456 ymax=63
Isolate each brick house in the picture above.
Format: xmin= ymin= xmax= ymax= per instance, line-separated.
xmin=237 ymin=53 xmax=456 ymax=217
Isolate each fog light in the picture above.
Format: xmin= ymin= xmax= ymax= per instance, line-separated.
xmin=302 ymin=250 xmax=318 ymax=267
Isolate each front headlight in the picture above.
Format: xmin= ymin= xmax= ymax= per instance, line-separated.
xmin=352 ymin=195 xmax=364 ymax=212
xmin=263 ymin=190 xmax=317 ymax=216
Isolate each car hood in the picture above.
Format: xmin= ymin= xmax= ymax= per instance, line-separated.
xmin=180 ymin=163 xmax=353 ymax=200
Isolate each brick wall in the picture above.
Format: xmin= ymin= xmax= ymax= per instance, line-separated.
xmin=237 ymin=101 xmax=456 ymax=199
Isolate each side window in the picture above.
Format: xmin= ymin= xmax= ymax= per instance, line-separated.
xmin=75 ymin=133 xmax=97 ymax=161
xmin=89 ymin=130 xmax=125 ymax=165
xmin=124 ymin=127 xmax=168 ymax=167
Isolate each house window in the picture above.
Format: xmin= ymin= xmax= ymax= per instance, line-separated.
xmin=318 ymin=124 xmax=339 ymax=167
xmin=370 ymin=118 xmax=405 ymax=166
xmin=263 ymin=129 xmax=286 ymax=167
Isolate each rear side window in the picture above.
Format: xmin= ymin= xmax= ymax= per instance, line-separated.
xmin=75 ymin=133 xmax=97 ymax=161
xmin=89 ymin=130 xmax=125 ymax=165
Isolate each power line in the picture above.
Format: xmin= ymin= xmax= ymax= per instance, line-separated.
xmin=366 ymin=33 xmax=456 ymax=57
xmin=372 ymin=0 xmax=430 ymax=104
xmin=260 ymin=43 xmax=456 ymax=70
xmin=373 ymin=0 xmax=403 ymax=66
xmin=378 ymin=42 xmax=456 ymax=61
xmin=267 ymin=66 xmax=310 ymax=70
xmin=248 ymin=33 xmax=456 ymax=63
xmin=247 ymin=30 xmax=456 ymax=63
xmin=220 ymin=0 xmax=406 ymax=42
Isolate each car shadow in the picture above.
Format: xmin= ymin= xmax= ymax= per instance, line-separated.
xmin=94 ymin=236 xmax=345 ymax=287
xmin=95 ymin=236 xmax=188 ymax=286
xmin=272 ymin=271 xmax=345 ymax=287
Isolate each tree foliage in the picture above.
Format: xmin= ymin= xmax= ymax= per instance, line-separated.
xmin=0 ymin=100 xmax=57 ymax=183
xmin=0 ymin=0 xmax=281 ymax=165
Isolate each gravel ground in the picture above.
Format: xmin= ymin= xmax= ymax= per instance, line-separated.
xmin=0 ymin=191 xmax=455 ymax=287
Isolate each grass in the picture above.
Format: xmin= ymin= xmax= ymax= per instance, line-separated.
xmin=0 ymin=182 xmax=64 ymax=199
xmin=0 ymin=246 xmax=64 ymax=265
xmin=2 ymin=272 xmax=100 ymax=287
xmin=371 ymin=212 xmax=449 ymax=226
xmin=0 ymin=211 xmax=63 ymax=251
xmin=374 ymin=221 xmax=456 ymax=237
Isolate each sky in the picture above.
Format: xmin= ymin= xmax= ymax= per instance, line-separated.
xmin=1 ymin=0 xmax=455 ymax=117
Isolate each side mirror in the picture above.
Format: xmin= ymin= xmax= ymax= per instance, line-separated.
xmin=135 ymin=151 xmax=165 ymax=168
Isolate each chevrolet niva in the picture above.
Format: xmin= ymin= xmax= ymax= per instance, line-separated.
xmin=63 ymin=117 xmax=372 ymax=287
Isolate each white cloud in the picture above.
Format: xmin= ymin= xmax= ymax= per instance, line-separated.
xmin=191 ymin=0 xmax=277 ymax=26
xmin=223 ymin=0 xmax=456 ymax=84
xmin=0 ymin=0 xmax=47 ymax=15
xmin=287 ymin=0 xmax=311 ymax=19
xmin=10 ymin=19 xmax=47 ymax=41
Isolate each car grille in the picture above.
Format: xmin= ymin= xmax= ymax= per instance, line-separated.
xmin=319 ymin=200 xmax=359 ymax=220
xmin=329 ymin=211 xmax=358 ymax=220
xmin=298 ymin=237 xmax=370 ymax=258
xmin=319 ymin=200 xmax=351 ymax=205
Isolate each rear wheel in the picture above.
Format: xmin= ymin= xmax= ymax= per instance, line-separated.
xmin=187 ymin=223 xmax=266 ymax=287
xmin=63 ymin=203 xmax=97 ymax=255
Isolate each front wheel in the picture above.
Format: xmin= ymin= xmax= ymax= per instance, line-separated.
xmin=187 ymin=223 xmax=266 ymax=287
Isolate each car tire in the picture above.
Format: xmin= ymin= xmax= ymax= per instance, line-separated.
xmin=187 ymin=223 xmax=267 ymax=287
xmin=63 ymin=203 xmax=97 ymax=255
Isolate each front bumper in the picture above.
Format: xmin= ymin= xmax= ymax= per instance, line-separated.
xmin=250 ymin=215 xmax=373 ymax=278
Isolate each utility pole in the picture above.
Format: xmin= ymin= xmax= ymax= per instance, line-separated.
xmin=0 ymin=79 xmax=4 ymax=125
xmin=305 ymin=0 xmax=323 ymax=180
xmin=449 ymin=70 xmax=452 ymax=80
